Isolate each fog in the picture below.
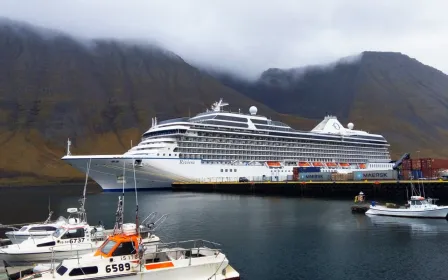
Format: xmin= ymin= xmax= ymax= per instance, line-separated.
xmin=1 ymin=0 xmax=447 ymax=78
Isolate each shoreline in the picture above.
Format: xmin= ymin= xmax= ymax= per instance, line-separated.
xmin=0 ymin=180 xmax=96 ymax=188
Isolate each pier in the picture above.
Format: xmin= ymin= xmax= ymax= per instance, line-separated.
xmin=172 ymin=180 xmax=448 ymax=201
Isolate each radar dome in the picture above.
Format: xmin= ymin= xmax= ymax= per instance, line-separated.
xmin=249 ymin=106 xmax=257 ymax=115
xmin=347 ymin=122 xmax=354 ymax=130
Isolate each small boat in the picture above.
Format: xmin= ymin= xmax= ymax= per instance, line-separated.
xmin=5 ymin=212 xmax=69 ymax=244
xmin=366 ymin=180 xmax=448 ymax=219
xmin=16 ymin=159 xmax=239 ymax=280
xmin=365 ymin=196 xmax=448 ymax=219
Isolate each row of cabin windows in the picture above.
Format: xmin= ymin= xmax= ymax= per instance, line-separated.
xmin=221 ymin=169 xmax=237 ymax=172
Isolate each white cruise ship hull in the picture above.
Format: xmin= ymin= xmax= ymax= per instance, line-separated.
xmin=365 ymin=206 xmax=448 ymax=219
xmin=62 ymin=156 xmax=295 ymax=191
xmin=62 ymin=155 xmax=390 ymax=191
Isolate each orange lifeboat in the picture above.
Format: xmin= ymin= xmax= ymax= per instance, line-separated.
xmin=313 ymin=162 xmax=324 ymax=167
xmin=266 ymin=161 xmax=281 ymax=167
xmin=326 ymin=162 xmax=337 ymax=167
xmin=298 ymin=162 xmax=311 ymax=167
xmin=359 ymin=163 xmax=367 ymax=169
xmin=339 ymin=163 xmax=350 ymax=168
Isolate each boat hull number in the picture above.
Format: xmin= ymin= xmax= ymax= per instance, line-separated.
xmin=106 ymin=263 xmax=131 ymax=273
xmin=61 ymin=238 xmax=86 ymax=244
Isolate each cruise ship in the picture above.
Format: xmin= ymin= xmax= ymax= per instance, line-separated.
xmin=62 ymin=99 xmax=394 ymax=191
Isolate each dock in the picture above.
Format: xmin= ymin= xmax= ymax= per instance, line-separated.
xmin=172 ymin=180 xmax=448 ymax=200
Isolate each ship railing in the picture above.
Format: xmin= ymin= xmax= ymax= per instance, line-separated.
xmin=48 ymin=241 xmax=98 ymax=268
xmin=142 ymin=239 xmax=223 ymax=265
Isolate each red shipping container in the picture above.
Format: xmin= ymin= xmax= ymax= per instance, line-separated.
xmin=401 ymin=170 xmax=411 ymax=180
xmin=411 ymin=159 xmax=421 ymax=170
xmin=431 ymin=159 xmax=448 ymax=170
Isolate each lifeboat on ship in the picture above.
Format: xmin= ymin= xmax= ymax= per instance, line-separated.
xmin=266 ymin=161 xmax=282 ymax=167
xmin=339 ymin=163 xmax=350 ymax=168
xmin=326 ymin=162 xmax=338 ymax=168
xmin=359 ymin=163 xmax=367 ymax=169
xmin=298 ymin=162 xmax=311 ymax=167
xmin=312 ymin=162 xmax=324 ymax=167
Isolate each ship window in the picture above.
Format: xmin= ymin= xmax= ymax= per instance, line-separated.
xmin=234 ymin=169 xmax=237 ymax=172
xmin=225 ymin=169 xmax=228 ymax=172
xmin=112 ymin=241 xmax=136 ymax=256
xmin=163 ymin=154 xmax=165 ymax=156
xmin=100 ymin=240 xmax=117 ymax=255
xmin=61 ymin=228 xmax=85 ymax=239
xmin=157 ymin=154 xmax=159 ymax=156
xmin=56 ymin=265 xmax=68 ymax=276
xmin=221 ymin=169 xmax=223 ymax=172
xmin=169 ymin=154 xmax=171 ymax=156
xmin=69 ymin=266 xmax=98 ymax=276
xmin=37 ymin=241 xmax=56 ymax=247
xmin=29 ymin=226 xmax=57 ymax=231
xmin=230 ymin=169 xmax=232 ymax=172
xmin=19 ymin=226 xmax=28 ymax=232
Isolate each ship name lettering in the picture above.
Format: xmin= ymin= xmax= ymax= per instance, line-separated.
xmin=180 ymin=160 xmax=195 ymax=164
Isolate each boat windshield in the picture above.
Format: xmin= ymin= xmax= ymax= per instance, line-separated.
xmin=19 ymin=226 xmax=28 ymax=232
xmin=101 ymin=240 xmax=117 ymax=255
xmin=53 ymin=228 xmax=65 ymax=238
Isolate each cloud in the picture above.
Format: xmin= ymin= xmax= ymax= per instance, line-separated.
xmin=1 ymin=0 xmax=447 ymax=78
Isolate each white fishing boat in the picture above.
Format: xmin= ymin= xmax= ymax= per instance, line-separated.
xmin=1 ymin=160 xmax=162 ymax=267
xmin=365 ymin=181 xmax=448 ymax=219
xmin=16 ymin=159 xmax=239 ymax=280
xmin=17 ymin=201 xmax=239 ymax=280
xmin=4 ymin=212 xmax=69 ymax=244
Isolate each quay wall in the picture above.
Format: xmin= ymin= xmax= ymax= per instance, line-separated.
xmin=172 ymin=180 xmax=448 ymax=202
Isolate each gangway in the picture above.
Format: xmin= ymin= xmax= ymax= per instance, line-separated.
xmin=392 ymin=153 xmax=410 ymax=170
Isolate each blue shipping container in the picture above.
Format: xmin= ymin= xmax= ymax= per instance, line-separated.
xmin=411 ymin=170 xmax=423 ymax=179
xmin=299 ymin=172 xmax=332 ymax=181
xmin=298 ymin=167 xmax=321 ymax=173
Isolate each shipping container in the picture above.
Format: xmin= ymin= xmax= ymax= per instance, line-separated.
xmin=353 ymin=170 xmax=398 ymax=181
xmin=422 ymin=168 xmax=443 ymax=179
xmin=400 ymin=170 xmax=411 ymax=180
xmin=299 ymin=172 xmax=332 ymax=181
xmin=298 ymin=167 xmax=321 ymax=173
xmin=331 ymin=172 xmax=354 ymax=181
xmin=431 ymin=159 xmax=448 ymax=170
xmin=411 ymin=159 xmax=421 ymax=170
xmin=401 ymin=159 xmax=412 ymax=170
xmin=411 ymin=170 xmax=423 ymax=179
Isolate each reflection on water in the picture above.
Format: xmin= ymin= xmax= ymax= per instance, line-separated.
xmin=1 ymin=187 xmax=448 ymax=280
xmin=366 ymin=215 xmax=448 ymax=235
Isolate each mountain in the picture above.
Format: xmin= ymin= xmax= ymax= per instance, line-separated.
xmin=211 ymin=52 xmax=448 ymax=159
xmin=0 ymin=18 xmax=313 ymax=185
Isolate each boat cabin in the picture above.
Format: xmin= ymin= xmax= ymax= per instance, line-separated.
xmin=407 ymin=196 xmax=437 ymax=208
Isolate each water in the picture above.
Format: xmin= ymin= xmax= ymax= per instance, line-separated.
xmin=1 ymin=186 xmax=448 ymax=280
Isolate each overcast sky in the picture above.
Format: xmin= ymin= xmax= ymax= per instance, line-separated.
xmin=1 ymin=0 xmax=447 ymax=78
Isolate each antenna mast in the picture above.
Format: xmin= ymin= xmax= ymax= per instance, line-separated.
xmin=132 ymin=158 xmax=139 ymax=235
xmin=79 ymin=158 xmax=91 ymax=223
xmin=66 ymin=138 xmax=72 ymax=156
xmin=114 ymin=160 xmax=126 ymax=234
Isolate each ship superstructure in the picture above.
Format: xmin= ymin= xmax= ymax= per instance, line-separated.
xmin=62 ymin=99 xmax=393 ymax=191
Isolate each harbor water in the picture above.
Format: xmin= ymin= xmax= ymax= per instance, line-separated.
xmin=1 ymin=186 xmax=448 ymax=280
